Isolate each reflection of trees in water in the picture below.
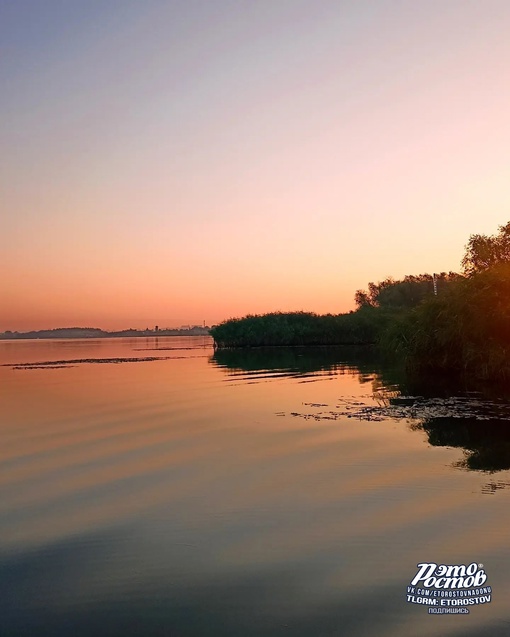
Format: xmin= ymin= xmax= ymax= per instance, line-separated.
xmin=211 ymin=346 xmax=510 ymax=487
xmin=211 ymin=346 xmax=474 ymax=395
xmin=412 ymin=416 xmax=510 ymax=474
xmin=370 ymin=376 xmax=401 ymax=406
xmin=210 ymin=346 xmax=401 ymax=382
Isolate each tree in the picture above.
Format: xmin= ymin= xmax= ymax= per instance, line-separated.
xmin=354 ymin=289 xmax=373 ymax=308
xmin=462 ymin=221 xmax=510 ymax=276
xmin=354 ymin=273 xmax=461 ymax=311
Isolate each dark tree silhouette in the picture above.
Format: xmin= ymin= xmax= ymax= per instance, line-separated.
xmin=462 ymin=221 xmax=510 ymax=275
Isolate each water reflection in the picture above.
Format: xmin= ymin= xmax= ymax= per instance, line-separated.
xmin=412 ymin=416 xmax=510 ymax=472
xmin=212 ymin=346 xmax=510 ymax=480
xmin=211 ymin=346 xmax=400 ymax=384
xmin=3 ymin=339 xmax=510 ymax=636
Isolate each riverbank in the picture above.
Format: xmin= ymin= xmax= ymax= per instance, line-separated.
xmin=209 ymin=309 xmax=387 ymax=348
xmin=210 ymin=264 xmax=510 ymax=383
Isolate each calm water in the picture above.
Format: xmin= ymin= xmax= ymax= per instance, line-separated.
xmin=1 ymin=337 xmax=510 ymax=636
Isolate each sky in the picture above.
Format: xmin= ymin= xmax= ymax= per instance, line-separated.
xmin=2 ymin=0 xmax=510 ymax=331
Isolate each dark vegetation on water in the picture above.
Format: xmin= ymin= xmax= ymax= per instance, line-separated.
xmin=210 ymin=222 xmax=510 ymax=382
xmin=5 ymin=357 xmax=173 ymax=370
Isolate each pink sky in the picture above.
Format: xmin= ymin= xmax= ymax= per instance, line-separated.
xmin=2 ymin=1 xmax=510 ymax=330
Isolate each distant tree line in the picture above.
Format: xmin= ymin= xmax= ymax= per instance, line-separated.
xmin=0 ymin=326 xmax=211 ymax=339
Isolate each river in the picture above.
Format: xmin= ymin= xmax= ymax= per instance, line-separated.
xmin=1 ymin=336 xmax=510 ymax=636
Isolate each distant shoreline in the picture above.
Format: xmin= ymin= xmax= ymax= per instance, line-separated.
xmin=0 ymin=327 xmax=212 ymax=340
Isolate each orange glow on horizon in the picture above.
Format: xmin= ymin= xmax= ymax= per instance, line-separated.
xmin=3 ymin=2 xmax=510 ymax=331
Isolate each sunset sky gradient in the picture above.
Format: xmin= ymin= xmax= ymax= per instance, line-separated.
xmin=2 ymin=0 xmax=510 ymax=330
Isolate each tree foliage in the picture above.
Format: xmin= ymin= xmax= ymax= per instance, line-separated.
xmin=354 ymin=273 xmax=461 ymax=310
xmin=210 ymin=310 xmax=386 ymax=347
xmin=387 ymin=264 xmax=510 ymax=379
xmin=462 ymin=221 xmax=510 ymax=276
xmin=211 ymin=221 xmax=510 ymax=382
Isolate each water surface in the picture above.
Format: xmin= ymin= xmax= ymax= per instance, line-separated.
xmin=1 ymin=337 xmax=510 ymax=636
